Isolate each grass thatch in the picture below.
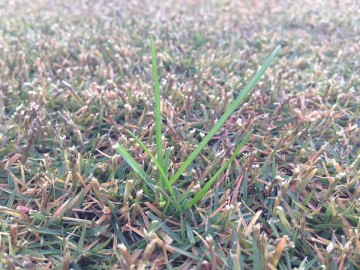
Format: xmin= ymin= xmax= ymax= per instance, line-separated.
xmin=0 ymin=0 xmax=359 ymax=269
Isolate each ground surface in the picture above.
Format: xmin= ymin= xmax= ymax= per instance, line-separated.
xmin=0 ymin=0 xmax=359 ymax=269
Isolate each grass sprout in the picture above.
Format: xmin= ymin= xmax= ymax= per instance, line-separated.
xmin=114 ymin=33 xmax=280 ymax=212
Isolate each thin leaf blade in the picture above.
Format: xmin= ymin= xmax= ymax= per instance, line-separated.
xmin=126 ymin=130 xmax=178 ymax=207
xmin=170 ymin=46 xmax=281 ymax=185
xmin=183 ymin=130 xmax=252 ymax=210
xmin=114 ymin=144 xmax=155 ymax=192
xmin=150 ymin=33 xmax=164 ymax=171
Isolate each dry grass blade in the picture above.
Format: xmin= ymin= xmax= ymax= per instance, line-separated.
xmin=0 ymin=0 xmax=359 ymax=269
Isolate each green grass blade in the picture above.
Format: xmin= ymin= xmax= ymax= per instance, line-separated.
xmin=252 ymin=236 xmax=262 ymax=270
xmin=147 ymin=212 xmax=182 ymax=243
xmin=185 ymin=222 xmax=196 ymax=243
xmin=114 ymin=144 xmax=155 ymax=192
xmin=75 ymin=223 xmax=87 ymax=259
xmin=126 ymin=130 xmax=178 ymax=207
xmin=150 ymin=33 xmax=164 ymax=173
xmin=183 ymin=130 xmax=252 ymax=210
xmin=170 ymin=46 xmax=281 ymax=185
xmin=164 ymin=147 xmax=171 ymax=178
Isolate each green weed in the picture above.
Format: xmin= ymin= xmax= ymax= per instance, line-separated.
xmin=115 ymin=33 xmax=280 ymax=213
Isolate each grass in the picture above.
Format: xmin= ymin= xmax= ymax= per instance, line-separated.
xmin=115 ymin=33 xmax=280 ymax=213
xmin=0 ymin=0 xmax=359 ymax=269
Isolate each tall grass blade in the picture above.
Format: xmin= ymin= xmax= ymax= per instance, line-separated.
xmin=183 ymin=130 xmax=252 ymax=210
xmin=170 ymin=45 xmax=281 ymax=185
xmin=150 ymin=33 xmax=164 ymax=175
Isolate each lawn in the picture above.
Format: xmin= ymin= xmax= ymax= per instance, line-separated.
xmin=0 ymin=0 xmax=359 ymax=269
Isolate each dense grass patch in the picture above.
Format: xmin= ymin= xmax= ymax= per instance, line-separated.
xmin=0 ymin=0 xmax=359 ymax=269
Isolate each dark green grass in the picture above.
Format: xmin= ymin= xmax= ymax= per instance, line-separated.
xmin=0 ymin=0 xmax=359 ymax=269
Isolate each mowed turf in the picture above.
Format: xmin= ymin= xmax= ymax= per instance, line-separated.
xmin=0 ymin=0 xmax=359 ymax=269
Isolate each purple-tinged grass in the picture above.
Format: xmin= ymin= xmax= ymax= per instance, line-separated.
xmin=0 ymin=0 xmax=359 ymax=269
